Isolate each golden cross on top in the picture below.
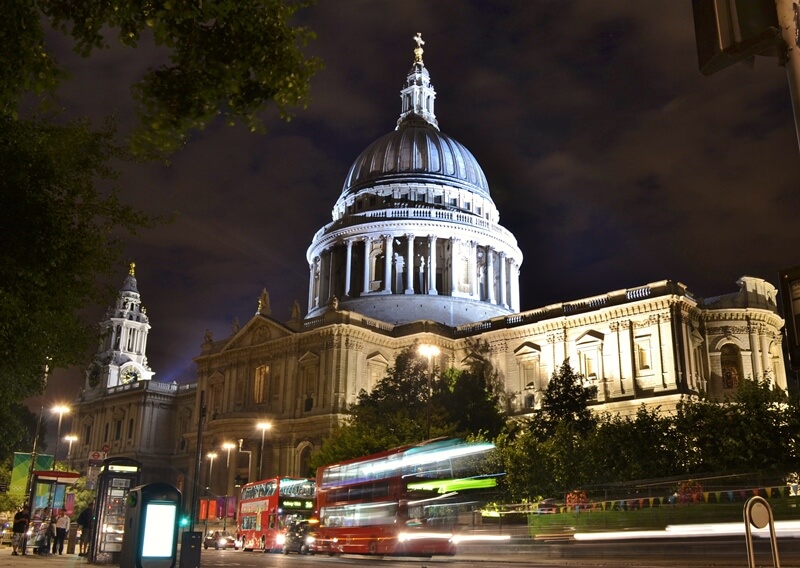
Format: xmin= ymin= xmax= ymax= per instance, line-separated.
xmin=413 ymin=32 xmax=425 ymax=63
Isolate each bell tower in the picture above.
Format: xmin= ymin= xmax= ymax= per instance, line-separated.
xmin=88 ymin=263 xmax=154 ymax=389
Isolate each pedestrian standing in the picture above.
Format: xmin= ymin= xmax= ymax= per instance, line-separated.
xmin=52 ymin=509 xmax=70 ymax=555
xmin=11 ymin=504 xmax=29 ymax=556
xmin=77 ymin=501 xmax=94 ymax=556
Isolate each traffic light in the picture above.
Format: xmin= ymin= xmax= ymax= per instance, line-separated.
xmin=692 ymin=0 xmax=781 ymax=75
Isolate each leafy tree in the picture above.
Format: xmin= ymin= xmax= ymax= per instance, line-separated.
xmin=309 ymin=342 xmax=506 ymax=470
xmin=674 ymin=377 xmax=796 ymax=475
xmin=530 ymin=359 xmax=597 ymax=439
xmin=586 ymin=406 xmax=681 ymax=484
xmin=439 ymin=340 xmax=505 ymax=438
xmin=0 ymin=116 xmax=155 ymax=407
xmin=3 ymin=0 xmax=321 ymax=154
xmin=1 ymin=0 xmax=320 ymax=408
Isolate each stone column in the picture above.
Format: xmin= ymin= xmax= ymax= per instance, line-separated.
xmin=344 ymin=239 xmax=353 ymax=297
xmin=405 ymin=233 xmax=415 ymax=294
xmin=760 ymin=327 xmax=772 ymax=379
xmin=450 ymin=237 xmax=457 ymax=295
xmin=428 ymin=235 xmax=438 ymax=295
xmin=499 ymin=251 xmax=508 ymax=308
xmin=510 ymin=259 xmax=520 ymax=312
xmin=307 ymin=260 xmax=315 ymax=311
xmin=362 ymin=237 xmax=371 ymax=295
xmin=383 ymin=235 xmax=393 ymax=293
xmin=749 ymin=324 xmax=764 ymax=379
xmin=487 ymin=248 xmax=496 ymax=304
xmin=471 ymin=241 xmax=479 ymax=299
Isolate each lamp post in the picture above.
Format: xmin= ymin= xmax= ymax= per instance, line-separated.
xmin=257 ymin=422 xmax=272 ymax=480
xmin=237 ymin=439 xmax=252 ymax=486
xmin=418 ymin=345 xmax=440 ymax=441
xmin=64 ymin=435 xmax=78 ymax=471
xmin=205 ymin=452 xmax=217 ymax=534
xmin=222 ymin=442 xmax=236 ymax=531
xmin=51 ymin=405 xmax=70 ymax=469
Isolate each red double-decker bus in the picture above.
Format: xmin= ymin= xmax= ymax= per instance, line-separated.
xmin=315 ymin=438 xmax=495 ymax=557
xmin=237 ymin=477 xmax=315 ymax=552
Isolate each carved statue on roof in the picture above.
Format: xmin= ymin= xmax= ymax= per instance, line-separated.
xmin=257 ymin=288 xmax=271 ymax=316
xmin=231 ymin=317 xmax=240 ymax=334
xmin=291 ymin=300 xmax=301 ymax=320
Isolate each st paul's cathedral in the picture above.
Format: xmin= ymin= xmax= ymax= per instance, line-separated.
xmin=74 ymin=36 xmax=788 ymax=497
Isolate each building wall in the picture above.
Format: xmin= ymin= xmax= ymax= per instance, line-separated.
xmin=74 ymin=276 xmax=786 ymax=501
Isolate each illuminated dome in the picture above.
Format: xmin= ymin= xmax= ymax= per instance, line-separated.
xmin=306 ymin=34 xmax=523 ymax=326
xmin=341 ymin=116 xmax=490 ymax=199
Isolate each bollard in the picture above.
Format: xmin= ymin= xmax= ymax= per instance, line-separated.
xmin=744 ymin=495 xmax=780 ymax=568
xmin=66 ymin=522 xmax=78 ymax=555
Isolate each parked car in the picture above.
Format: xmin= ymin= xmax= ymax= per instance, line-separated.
xmin=203 ymin=530 xmax=239 ymax=550
xmin=281 ymin=521 xmax=317 ymax=555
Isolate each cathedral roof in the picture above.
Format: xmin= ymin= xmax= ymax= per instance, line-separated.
xmin=341 ymin=116 xmax=490 ymax=198
xmin=339 ymin=33 xmax=490 ymax=200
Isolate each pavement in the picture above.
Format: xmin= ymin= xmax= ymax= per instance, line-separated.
xmin=0 ymin=547 xmax=88 ymax=568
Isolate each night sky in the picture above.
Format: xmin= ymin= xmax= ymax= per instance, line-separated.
xmin=38 ymin=2 xmax=800 ymax=418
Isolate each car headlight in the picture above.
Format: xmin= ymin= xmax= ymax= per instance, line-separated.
xmin=276 ymin=534 xmax=286 ymax=545
xmin=305 ymin=535 xmax=316 ymax=544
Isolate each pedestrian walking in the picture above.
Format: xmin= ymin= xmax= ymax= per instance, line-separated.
xmin=52 ymin=509 xmax=70 ymax=555
xmin=11 ymin=504 xmax=29 ymax=556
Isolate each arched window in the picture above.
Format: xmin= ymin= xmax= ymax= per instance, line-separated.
xmin=299 ymin=446 xmax=312 ymax=477
xmin=720 ymin=344 xmax=742 ymax=389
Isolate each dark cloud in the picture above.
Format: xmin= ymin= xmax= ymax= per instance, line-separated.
xmin=40 ymin=2 xmax=800 ymax=411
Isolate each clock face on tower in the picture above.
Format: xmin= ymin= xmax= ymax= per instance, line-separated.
xmin=121 ymin=367 xmax=141 ymax=384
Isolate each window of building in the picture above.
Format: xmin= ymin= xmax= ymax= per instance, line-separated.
xmin=84 ymin=424 xmax=92 ymax=444
xmin=449 ymin=198 xmax=457 ymax=207
xmin=103 ymin=423 xmax=109 ymax=442
xmin=127 ymin=418 xmax=134 ymax=440
xmin=434 ymin=195 xmax=443 ymax=204
xmin=254 ymin=365 xmax=270 ymax=404
xmin=576 ymin=331 xmax=604 ymax=389
xmin=721 ymin=344 xmax=742 ymax=389
xmin=635 ymin=336 xmax=652 ymax=372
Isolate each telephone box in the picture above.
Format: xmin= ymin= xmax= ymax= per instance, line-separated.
xmin=120 ymin=483 xmax=181 ymax=568
xmin=90 ymin=457 xmax=142 ymax=564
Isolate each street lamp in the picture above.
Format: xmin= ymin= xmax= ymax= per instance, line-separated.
xmin=418 ymin=344 xmax=440 ymax=440
xmin=51 ymin=405 xmax=70 ymax=469
xmin=257 ymin=422 xmax=272 ymax=480
xmin=64 ymin=435 xmax=78 ymax=471
xmin=237 ymin=439 xmax=252 ymax=485
xmin=206 ymin=452 xmax=217 ymax=491
xmin=222 ymin=442 xmax=236 ymax=531
xmin=205 ymin=452 xmax=217 ymax=533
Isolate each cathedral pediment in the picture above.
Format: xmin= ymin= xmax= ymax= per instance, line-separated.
xmin=221 ymin=315 xmax=292 ymax=351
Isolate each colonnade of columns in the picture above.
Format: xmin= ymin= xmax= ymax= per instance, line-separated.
xmin=308 ymin=233 xmax=520 ymax=314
